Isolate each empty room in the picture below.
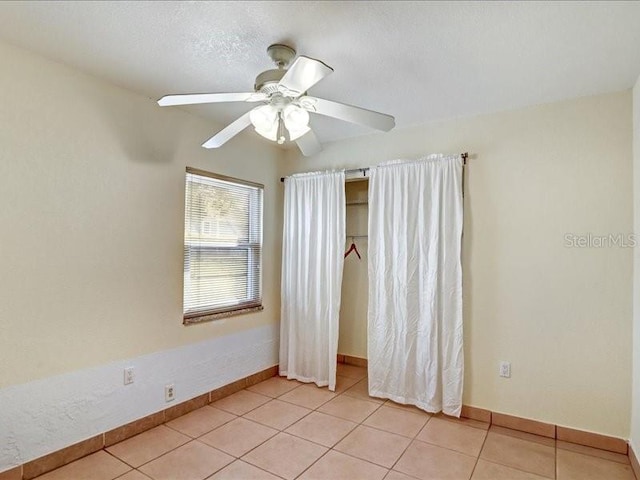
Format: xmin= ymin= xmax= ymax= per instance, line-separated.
xmin=1 ymin=1 xmax=640 ymax=479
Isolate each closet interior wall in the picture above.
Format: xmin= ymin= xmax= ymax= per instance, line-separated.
xmin=339 ymin=179 xmax=369 ymax=360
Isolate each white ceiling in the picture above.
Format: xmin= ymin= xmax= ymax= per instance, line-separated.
xmin=1 ymin=1 xmax=640 ymax=144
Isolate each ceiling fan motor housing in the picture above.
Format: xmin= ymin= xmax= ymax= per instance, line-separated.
xmin=254 ymin=69 xmax=286 ymax=94
xmin=255 ymin=44 xmax=296 ymax=94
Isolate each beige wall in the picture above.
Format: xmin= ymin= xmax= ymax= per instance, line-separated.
xmin=632 ymin=76 xmax=640 ymax=454
xmin=284 ymin=91 xmax=633 ymax=438
xmin=0 ymin=35 xmax=633 ymax=442
xmin=0 ymin=41 xmax=283 ymax=389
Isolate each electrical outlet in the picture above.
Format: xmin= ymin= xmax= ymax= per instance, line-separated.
xmin=165 ymin=384 xmax=175 ymax=402
xmin=499 ymin=361 xmax=511 ymax=378
xmin=124 ymin=367 xmax=134 ymax=385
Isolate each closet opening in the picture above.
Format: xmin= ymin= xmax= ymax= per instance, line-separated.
xmin=339 ymin=177 xmax=369 ymax=368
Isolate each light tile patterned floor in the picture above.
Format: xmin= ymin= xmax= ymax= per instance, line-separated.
xmin=35 ymin=365 xmax=637 ymax=480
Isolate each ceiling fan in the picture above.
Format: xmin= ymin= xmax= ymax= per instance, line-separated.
xmin=157 ymin=44 xmax=395 ymax=156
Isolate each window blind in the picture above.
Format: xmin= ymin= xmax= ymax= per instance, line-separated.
xmin=184 ymin=168 xmax=263 ymax=321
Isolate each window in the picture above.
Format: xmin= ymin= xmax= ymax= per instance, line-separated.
xmin=183 ymin=167 xmax=263 ymax=324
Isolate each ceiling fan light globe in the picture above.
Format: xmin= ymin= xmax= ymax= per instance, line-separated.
xmin=254 ymin=121 xmax=278 ymax=141
xmin=288 ymin=125 xmax=311 ymax=141
xmin=249 ymin=104 xmax=278 ymax=130
xmin=284 ymin=104 xmax=310 ymax=129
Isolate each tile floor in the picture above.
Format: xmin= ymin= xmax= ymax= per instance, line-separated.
xmin=35 ymin=365 xmax=637 ymax=480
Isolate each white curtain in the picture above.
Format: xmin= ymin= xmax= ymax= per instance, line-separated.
xmin=368 ymin=155 xmax=464 ymax=416
xmin=280 ymin=171 xmax=345 ymax=391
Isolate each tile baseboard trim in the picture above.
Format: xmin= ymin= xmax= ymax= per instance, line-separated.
xmin=629 ymin=444 xmax=639 ymax=480
xmin=164 ymin=393 xmax=210 ymax=423
xmin=0 ymin=466 xmax=21 ymax=480
xmin=210 ymin=365 xmax=278 ymax=402
xmin=104 ymin=411 xmax=165 ymax=448
xmin=336 ymin=355 xmax=627 ymax=455
xmin=492 ymin=411 xmax=556 ymax=439
xmin=556 ymin=425 xmax=628 ymax=455
xmin=460 ymin=406 xmax=627 ymax=455
xmin=337 ymin=354 xmax=368 ymax=368
xmin=11 ymin=365 xmax=278 ymax=480
xmin=460 ymin=405 xmax=492 ymax=423
xmin=22 ymin=435 xmax=104 ymax=480
xmin=2 ymin=362 xmax=631 ymax=477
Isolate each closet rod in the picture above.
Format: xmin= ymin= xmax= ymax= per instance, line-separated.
xmin=279 ymin=152 xmax=468 ymax=182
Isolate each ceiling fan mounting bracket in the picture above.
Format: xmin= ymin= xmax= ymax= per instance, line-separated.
xmin=267 ymin=44 xmax=296 ymax=68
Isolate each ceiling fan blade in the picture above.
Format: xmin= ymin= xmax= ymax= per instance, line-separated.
xmin=278 ymin=56 xmax=333 ymax=98
xmin=158 ymin=92 xmax=262 ymax=107
xmin=246 ymin=92 xmax=269 ymax=102
xmin=295 ymin=129 xmax=322 ymax=156
xmin=202 ymin=112 xmax=252 ymax=149
xmin=300 ymin=96 xmax=395 ymax=131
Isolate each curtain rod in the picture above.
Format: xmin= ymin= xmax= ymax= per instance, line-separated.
xmin=279 ymin=152 xmax=468 ymax=182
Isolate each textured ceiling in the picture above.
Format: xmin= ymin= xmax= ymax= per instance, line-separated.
xmin=1 ymin=1 xmax=640 ymax=145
